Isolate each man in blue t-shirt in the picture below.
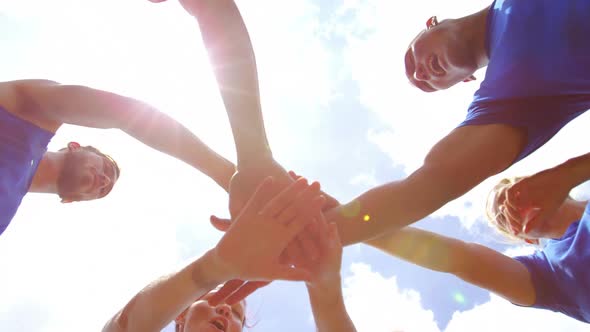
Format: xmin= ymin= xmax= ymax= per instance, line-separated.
xmin=285 ymin=0 xmax=590 ymax=244
xmin=0 ymin=79 xmax=236 ymax=236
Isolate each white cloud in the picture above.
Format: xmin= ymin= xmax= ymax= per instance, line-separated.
xmin=446 ymin=293 xmax=589 ymax=332
xmin=345 ymin=262 xmax=588 ymax=332
xmin=343 ymin=263 xmax=440 ymax=332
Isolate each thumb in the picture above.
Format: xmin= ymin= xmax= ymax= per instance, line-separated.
xmin=327 ymin=222 xmax=342 ymax=248
xmin=210 ymin=215 xmax=232 ymax=232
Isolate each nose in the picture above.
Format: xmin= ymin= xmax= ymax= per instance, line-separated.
xmin=215 ymin=304 xmax=231 ymax=318
xmin=414 ymin=64 xmax=430 ymax=81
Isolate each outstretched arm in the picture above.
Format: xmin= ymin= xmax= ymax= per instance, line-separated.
xmin=178 ymin=0 xmax=272 ymax=168
xmin=305 ymin=214 xmax=357 ymax=332
xmin=328 ymin=123 xmax=527 ymax=245
xmin=503 ymin=151 xmax=590 ymax=234
xmin=103 ymin=177 xmax=324 ymax=332
xmin=366 ymin=227 xmax=535 ymax=306
xmin=102 ymin=252 xmax=225 ymax=332
xmin=17 ymin=79 xmax=235 ymax=191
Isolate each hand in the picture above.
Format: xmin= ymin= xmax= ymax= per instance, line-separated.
xmin=209 ymin=162 xmax=339 ymax=305
xmin=216 ymin=164 xmax=339 ymax=261
xmin=210 ymin=177 xmax=325 ymax=284
xmin=304 ymin=212 xmax=343 ymax=290
xmin=502 ymin=166 xmax=572 ymax=237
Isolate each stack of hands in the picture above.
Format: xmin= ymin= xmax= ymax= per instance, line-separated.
xmin=203 ymin=162 xmax=342 ymax=307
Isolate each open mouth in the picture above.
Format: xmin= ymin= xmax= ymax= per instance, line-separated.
xmin=428 ymin=54 xmax=445 ymax=77
xmin=210 ymin=318 xmax=227 ymax=332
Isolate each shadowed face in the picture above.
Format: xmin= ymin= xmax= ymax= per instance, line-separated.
xmin=182 ymin=290 xmax=246 ymax=332
xmin=57 ymin=143 xmax=119 ymax=202
xmin=405 ymin=16 xmax=478 ymax=92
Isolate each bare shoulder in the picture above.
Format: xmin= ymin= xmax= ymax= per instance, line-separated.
xmin=0 ymin=79 xmax=61 ymax=132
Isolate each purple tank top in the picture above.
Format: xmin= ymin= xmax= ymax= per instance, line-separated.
xmin=0 ymin=106 xmax=54 ymax=236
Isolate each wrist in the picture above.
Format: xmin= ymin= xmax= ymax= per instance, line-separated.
xmin=236 ymin=152 xmax=274 ymax=171
xmin=193 ymin=249 xmax=234 ymax=288
xmin=307 ymin=276 xmax=343 ymax=302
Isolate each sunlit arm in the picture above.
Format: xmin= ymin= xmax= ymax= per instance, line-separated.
xmin=182 ymin=0 xmax=272 ymax=168
xmin=307 ymin=279 xmax=357 ymax=332
xmin=558 ymin=152 xmax=590 ymax=188
xmin=327 ymin=124 xmax=526 ymax=245
xmin=19 ymin=80 xmax=235 ymax=191
xmin=366 ymin=227 xmax=535 ymax=306
xmin=102 ymin=250 xmax=225 ymax=332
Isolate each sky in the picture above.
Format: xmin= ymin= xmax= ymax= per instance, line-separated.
xmin=1 ymin=0 xmax=590 ymax=331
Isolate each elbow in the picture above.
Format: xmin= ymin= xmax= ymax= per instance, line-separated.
xmin=103 ymin=311 xmax=130 ymax=332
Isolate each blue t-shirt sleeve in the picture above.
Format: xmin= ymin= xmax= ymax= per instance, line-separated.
xmin=459 ymin=96 xmax=586 ymax=163
xmin=513 ymin=252 xmax=561 ymax=312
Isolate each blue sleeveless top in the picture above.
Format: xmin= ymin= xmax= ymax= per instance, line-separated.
xmin=460 ymin=0 xmax=590 ymax=162
xmin=0 ymin=106 xmax=54 ymax=236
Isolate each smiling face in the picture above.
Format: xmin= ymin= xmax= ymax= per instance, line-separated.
xmin=57 ymin=143 xmax=119 ymax=202
xmin=180 ymin=290 xmax=246 ymax=332
xmin=405 ymin=17 xmax=478 ymax=92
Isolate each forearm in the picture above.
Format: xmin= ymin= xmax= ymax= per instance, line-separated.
xmin=124 ymin=107 xmax=235 ymax=191
xmin=365 ymin=227 xmax=464 ymax=274
xmin=330 ymin=170 xmax=458 ymax=245
xmin=187 ymin=0 xmax=272 ymax=168
xmin=103 ymin=250 xmax=226 ymax=332
xmin=556 ymin=152 xmax=590 ymax=189
xmin=307 ymin=280 xmax=357 ymax=332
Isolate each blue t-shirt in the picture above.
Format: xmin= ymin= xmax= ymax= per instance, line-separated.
xmin=0 ymin=106 xmax=54 ymax=236
xmin=460 ymin=0 xmax=590 ymax=162
xmin=514 ymin=203 xmax=590 ymax=323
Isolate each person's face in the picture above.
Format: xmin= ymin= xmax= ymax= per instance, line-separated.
xmin=405 ymin=16 xmax=478 ymax=92
xmin=57 ymin=143 xmax=118 ymax=202
xmin=183 ymin=291 xmax=246 ymax=332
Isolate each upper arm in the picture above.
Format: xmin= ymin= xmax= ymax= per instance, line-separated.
xmin=21 ymin=81 xmax=147 ymax=131
xmin=456 ymin=242 xmax=535 ymax=306
xmin=417 ymin=124 xmax=527 ymax=200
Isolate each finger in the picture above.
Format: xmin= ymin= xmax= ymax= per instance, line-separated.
xmin=286 ymin=196 xmax=326 ymax=239
xmin=327 ymin=222 xmax=342 ymax=248
xmin=207 ymin=279 xmax=245 ymax=306
xmin=243 ymin=177 xmax=275 ymax=212
xmin=225 ymin=281 xmax=271 ymax=305
xmin=503 ymin=202 xmax=524 ymax=232
xmin=210 ymin=215 xmax=232 ymax=232
xmin=504 ymin=185 xmax=524 ymax=210
xmin=322 ymin=194 xmax=340 ymax=210
xmin=276 ymin=182 xmax=321 ymax=225
xmin=288 ymin=170 xmax=300 ymax=181
xmin=315 ymin=211 xmax=329 ymax=237
xmin=258 ymin=178 xmax=309 ymax=217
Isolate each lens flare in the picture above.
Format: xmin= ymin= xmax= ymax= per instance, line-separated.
xmin=363 ymin=214 xmax=371 ymax=222
xmin=453 ymin=292 xmax=466 ymax=304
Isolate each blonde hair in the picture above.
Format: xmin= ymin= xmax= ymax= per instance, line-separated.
xmin=485 ymin=176 xmax=529 ymax=244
